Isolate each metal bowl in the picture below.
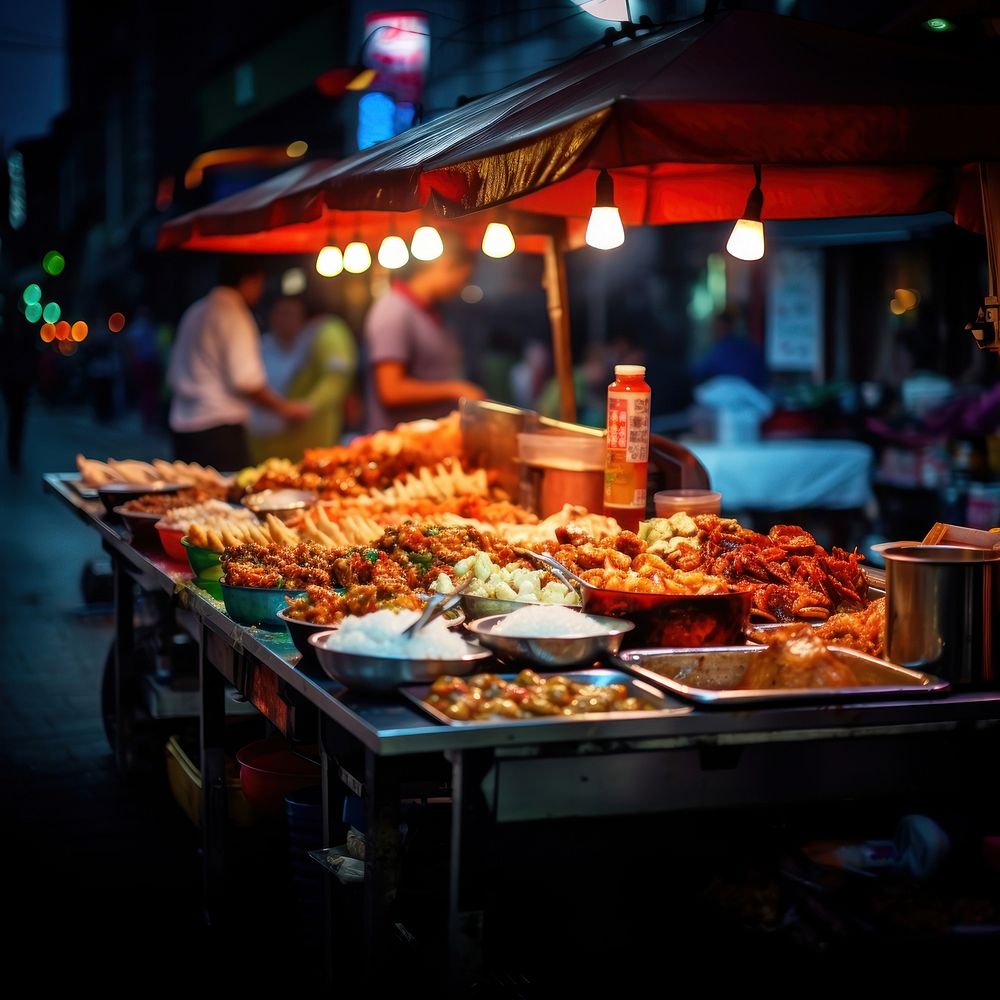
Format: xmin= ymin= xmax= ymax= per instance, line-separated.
xmin=241 ymin=488 xmax=317 ymax=522
xmin=276 ymin=609 xmax=330 ymax=673
xmin=308 ymin=630 xmax=492 ymax=694
xmin=465 ymin=612 xmax=634 ymax=668
xmin=220 ymin=581 xmax=308 ymax=630
xmin=97 ymin=480 xmax=182 ymax=514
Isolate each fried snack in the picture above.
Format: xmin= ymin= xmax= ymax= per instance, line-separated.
xmin=740 ymin=625 xmax=864 ymax=689
xmin=813 ymin=597 xmax=886 ymax=657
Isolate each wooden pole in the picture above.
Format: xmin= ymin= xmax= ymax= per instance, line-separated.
xmin=541 ymin=231 xmax=577 ymax=423
xmin=975 ymin=162 xmax=1000 ymax=353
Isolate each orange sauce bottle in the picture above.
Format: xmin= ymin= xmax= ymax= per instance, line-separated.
xmin=603 ymin=364 xmax=651 ymax=533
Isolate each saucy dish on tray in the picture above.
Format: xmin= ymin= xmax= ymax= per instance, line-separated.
xmin=415 ymin=669 xmax=664 ymax=722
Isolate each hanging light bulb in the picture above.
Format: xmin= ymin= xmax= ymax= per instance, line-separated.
xmin=410 ymin=225 xmax=443 ymax=261
xmin=377 ymin=234 xmax=409 ymax=269
xmin=316 ymin=245 xmax=343 ymax=277
xmin=343 ymin=240 xmax=372 ymax=274
xmin=482 ymin=222 xmax=516 ymax=259
xmin=726 ymin=165 xmax=765 ymax=261
xmin=585 ymin=169 xmax=625 ymax=250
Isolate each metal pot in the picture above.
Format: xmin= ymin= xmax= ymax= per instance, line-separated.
xmin=882 ymin=544 xmax=1000 ymax=687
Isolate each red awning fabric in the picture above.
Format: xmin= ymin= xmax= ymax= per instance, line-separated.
xmin=159 ymin=8 xmax=1000 ymax=253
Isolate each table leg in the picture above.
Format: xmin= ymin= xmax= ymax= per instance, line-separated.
xmin=112 ymin=554 xmax=135 ymax=775
xmin=447 ymin=750 xmax=493 ymax=994
xmin=199 ymin=621 xmax=228 ymax=926
xmin=363 ymin=751 xmax=403 ymax=982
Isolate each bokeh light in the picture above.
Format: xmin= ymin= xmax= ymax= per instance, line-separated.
xmin=25 ymin=302 xmax=42 ymax=322
xmin=58 ymin=341 xmax=77 ymax=356
xmin=286 ymin=140 xmax=308 ymax=158
xmin=42 ymin=301 xmax=61 ymax=323
xmin=22 ymin=283 xmax=41 ymax=305
xmin=71 ymin=321 xmax=89 ymax=342
xmin=42 ymin=251 xmax=66 ymax=275
xmin=108 ymin=312 xmax=126 ymax=332
xmin=54 ymin=320 xmax=71 ymax=341
xmin=39 ymin=323 xmax=56 ymax=343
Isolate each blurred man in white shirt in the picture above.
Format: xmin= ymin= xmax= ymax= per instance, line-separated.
xmin=167 ymin=258 xmax=310 ymax=470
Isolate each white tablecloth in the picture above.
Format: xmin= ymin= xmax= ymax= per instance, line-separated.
xmin=685 ymin=439 xmax=874 ymax=510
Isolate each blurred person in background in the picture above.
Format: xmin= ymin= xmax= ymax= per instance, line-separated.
xmin=247 ymin=293 xmax=358 ymax=463
xmin=510 ymin=340 xmax=552 ymax=411
xmin=167 ymin=257 xmax=310 ymax=470
xmin=363 ymin=230 xmax=484 ymax=432
xmin=692 ymin=307 xmax=768 ymax=389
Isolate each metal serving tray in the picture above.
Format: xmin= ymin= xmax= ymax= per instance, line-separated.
xmin=613 ymin=646 xmax=949 ymax=706
xmin=401 ymin=668 xmax=678 ymax=726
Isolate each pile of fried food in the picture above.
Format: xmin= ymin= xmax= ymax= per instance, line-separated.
xmin=423 ymin=669 xmax=656 ymax=721
xmin=639 ymin=514 xmax=868 ymax=623
xmin=120 ymin=486 xmax=229 ymax=514
xmin=76 ymin=454 xmax=230 ymax=489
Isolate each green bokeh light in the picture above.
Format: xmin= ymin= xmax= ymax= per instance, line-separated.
xmin=923 ymin=17 xmax=955 ymax=31
xmin=25 ymin=302 xmax=42 ymax=322
xmin=42 ymin=301 xmax=61 ymax=323
xmin=22 ymin=283 xmax=41 ymax=305
xmin=42 ymin=251 xmax=66 ymax=275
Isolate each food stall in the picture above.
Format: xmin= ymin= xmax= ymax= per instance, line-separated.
xmin=62 ymin=8 xmax=1000 ymax=988
xmin=45 ymin=405 xmax=1000 ymax=989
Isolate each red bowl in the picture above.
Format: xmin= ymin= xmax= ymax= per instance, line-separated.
xmin=236 ymin=737 xmax=320 ymax=817
xmin=155 ymin=522 xmax=188 ymax=562
xmin=580 ymin=588 xmax=751 ymax=648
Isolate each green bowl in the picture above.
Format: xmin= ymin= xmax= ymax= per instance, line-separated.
xmin=220 ymin=581 xmax=308 ymax=630
xmin=192 ymin=577 xmax=223 ymax=601
xmin=181 ymin=537 xmax=223 ymax=581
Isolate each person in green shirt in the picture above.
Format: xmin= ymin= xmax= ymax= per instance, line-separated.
xmin=247 ymin=294 xmax=358 ymax=463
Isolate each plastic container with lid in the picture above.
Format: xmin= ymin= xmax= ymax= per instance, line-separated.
xmin=603 ymin=364 xmax=651 ymax=532
xmin=518 ymin=432 xmax=605 ymax=517
xmin=654 ymin=489 xmax=722 ymax=517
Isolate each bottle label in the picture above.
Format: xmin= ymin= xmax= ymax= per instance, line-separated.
xmin=607 ymin=391 xmax=650 ymax=463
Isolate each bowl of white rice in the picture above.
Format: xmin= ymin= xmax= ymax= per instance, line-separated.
xmin=309 ymin=608 xmax=492 ymax=693
xmin=465 ymin=604 xmax=634 ymax=668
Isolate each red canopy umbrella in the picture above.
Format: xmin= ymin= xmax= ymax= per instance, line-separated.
xmin=160 ymin=9 xmax=1000 ymax=417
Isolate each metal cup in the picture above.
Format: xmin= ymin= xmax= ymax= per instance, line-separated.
xmin=882 ymin=544 xmax=1000 ymax=687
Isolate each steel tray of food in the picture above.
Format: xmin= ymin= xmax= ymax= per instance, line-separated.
xmin=613 ymin=643 xmax=949 ymax=706
xmin=402 ymin=668 xmax=678 ymax=724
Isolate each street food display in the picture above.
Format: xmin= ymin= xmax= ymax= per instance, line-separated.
xmin=423 ymin=669 xmax=657 ymax=721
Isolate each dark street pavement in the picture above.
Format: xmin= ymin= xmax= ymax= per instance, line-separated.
xmin=0 ymin=402 xmax=320 ymax=991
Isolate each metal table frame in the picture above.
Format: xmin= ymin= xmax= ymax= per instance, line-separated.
xmin=45 ymin=473 xmax=1000 ymax=990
